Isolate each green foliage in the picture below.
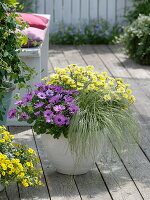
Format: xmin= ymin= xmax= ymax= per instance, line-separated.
xmin=125 ymin=0 xmax=150 ymax=23
xmin=68 ymin=91 xmax=139 ymax=160
xmin=50 ymin=19 xmax=123 ymax=45
xmin=118 ymin=14 xmax=150 ymax=65
xmin=16 ymin=0 xmax=34 ymax=13
xmin=0 ymin=0 xmax=35 ymax=120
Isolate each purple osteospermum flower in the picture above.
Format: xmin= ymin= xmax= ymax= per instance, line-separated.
xmin=46 ymin=117 xmax=53 ymax=123
xmin=34 ymin=102 xmax=44 ymax=109
xmin=37 ymin=92 xmax=46 ymax=99
xmin=8 ymin=109 xmax=17 ymax=119
xmin=33 ymin=89 xmax=39 ymax=95
xmin=34 ymin=83 xmax=44 ymax=88
xmin=68 ymin=104 xmax=79 ymax=114
xmin=44 ymin=110 xmax=53 ymax=118
xmin=44 ymin=110 xmax=53 ymax=123
xmin=45 ymin=103 xmax=52 ymax=109
xmin=64 ymin=117 xmax=70 ymax=125
xmin=24 ymin=93 xmax=32 ymax=103
xmin=21 ymin=112 xmax=29 ymax=120
xmin=53 ymin=86 xmax=63 ymax=93
xmin=34 ymin=111 xmax=40 ymax=116
xmin=64 ymin=95 xmax=74 ymax=103
xmin=46 ymin=89 xmax=54 ymax=97
xmin=53 ymin=105 xmax=66 ymax=112
xmin=53 ymin=114 xmax=66 ymax=126
xmin=14 ymin=100 xmax=24 ymax=106
xmin=49 ymin=95 xmax=61 ymax=103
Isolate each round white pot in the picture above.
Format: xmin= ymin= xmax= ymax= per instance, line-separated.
xmin=0 ymin=184 xmax=4 ymax=192
xmin=41 ymin=134 xmax=98 ymax=175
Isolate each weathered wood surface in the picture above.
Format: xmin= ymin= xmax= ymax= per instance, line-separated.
xmin=3 ymin=45 xmax=150 ymax=199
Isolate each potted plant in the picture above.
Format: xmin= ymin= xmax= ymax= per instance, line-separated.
xmin=8 ymin=65 xmax=139 ymax=175
xmin=0 ymin=126 xmax=43 ymax=191
xmin=0 ymin=0 xmax=35 ymax=125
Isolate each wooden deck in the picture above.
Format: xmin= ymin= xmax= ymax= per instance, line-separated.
xmin=1 ymin=45 xmax=150 ymax=200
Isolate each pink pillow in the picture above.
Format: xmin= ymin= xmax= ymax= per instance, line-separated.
xmin=17 ymin=13 xmax=49 ymax=30
xmin=35 ymin=15 xmax=49 ymax=24
xmin=19 ymin=27 xmax=46 ymax=47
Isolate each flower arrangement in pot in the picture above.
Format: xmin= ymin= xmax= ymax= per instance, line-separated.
xmin=0 ymin=0 xmax=35 ymax=124
xmin=8 ymin=65 xmax=139 ymax=175
xmin=0 ymin=126 xmax=43 ymax=191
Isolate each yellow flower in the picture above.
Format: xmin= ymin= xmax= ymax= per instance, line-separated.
xmin=8 ymin=164 xmax=14 ymax=169
xmin=122 ymin=93 xmax=128 ymax=98
xmin=108 ymin=81 xmax=114 ymax=86
xmin=17 ymin=172 xmax=25 ymax=178
xmin=10 ymin=135 xmax=14 ymax=139
xmin=3 ymin=135 xmax=10 ymax=141
xmin=101 ymin=72 xmax=107 ymax=75
xmin=77 ymin=82 xmax=84 ymax=87
xmin=3 ymin=131 xmax=9 ymax=135
xmin=126 ymin=89 xmax=132 ymax=94
xmin=22 ymin=179 xmax=29 ymax=187
xmin=16 ymin=152 xmax=20 ymax=156
xmin=87 ymin=65 xmax=94 ymax=71
xmin=28 ymin=148 xmax=34 ymax=154
xmin=128 ymin=95 xmax=136 ymax=104
xmin=2 ymin=171 xmax=5 ymax=176
xmin=26 ymin=162 xmax=33 ymax=167
xmin=42 ymin=77 xmax=48 ymax=81
xmin=1 ymin=163 xmax=7 ymax=170
xmin=116 ymin=78 xmax=124 ymax=83
xmin=5 ymin=181 xmax=9 ymax=185
xmin=104 ymin=95 xmax=111 ymax=101
xmin=0 ymin=139 xmax=5 ymax=143
xmin=70 ymin=84 xmax=76 ymax=88
xmin=15 ymin=169 xmax=20 ymax=174
xmin=117 ymin=87 xmax=125 ymax=93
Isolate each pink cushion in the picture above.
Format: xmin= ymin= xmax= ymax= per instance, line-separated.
xmin=22 ymin=27 xmax=46 ymax=41
xmin=17 ymin=13 xmax=49 ymax=30
xmin=35 ymin=15 xmax=49 ymax=24
xmin=16 ymin=27 xmax=46 ymax=47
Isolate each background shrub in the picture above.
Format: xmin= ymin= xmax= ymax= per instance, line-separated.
xmin=126 ymin=0 xmax=150 ymax=23
xmin=118 ymin=14 xmax=150 ymax=65
xmin=49 ymin=19 xmax=122 ymax=45
xmin=17 ymin=0 xmax=34 ymax=13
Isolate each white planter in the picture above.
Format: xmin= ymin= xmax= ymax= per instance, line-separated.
xmin=41 ymin=134 xmax=98 ymax=175
xmin=0 ymin=184 xmax=4 ymax=192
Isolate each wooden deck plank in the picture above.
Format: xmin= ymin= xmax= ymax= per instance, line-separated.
xmin=5 ymin=183 xmax=20 ymax=200
xmin=97 ymin=146 xmax=143 ymax=200
xmin=33 ymin=133 xmax=81 ymax=200
xmin=49 ymin=46 xmax=69 ymax=70
xmin=109 ymin=45 xmax=150 ymax=78
xmin=74 ymin=169 xmax=112 ymax=200
xmin=0 ymin=190 xmax=8 ymax=200
xmin=93 ymin=45 xmax=130 ymax=78
xmin=109 ymin=45 xmax=150 ymax=99
xmin=61 ymin=45 xmax=86 ymax=66
xmin=77 ymin=45 xmax=110 ymax=73
xmin=9 ymin=127 xmax=51 ymax=200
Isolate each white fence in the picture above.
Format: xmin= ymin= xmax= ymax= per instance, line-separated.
xmin=35 ymin=0 xmax=132 ymax=30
